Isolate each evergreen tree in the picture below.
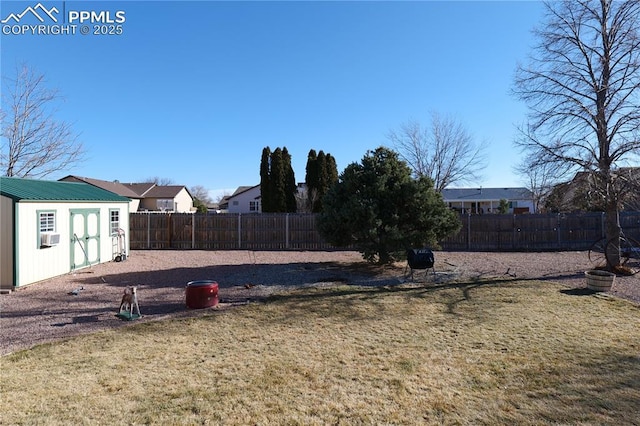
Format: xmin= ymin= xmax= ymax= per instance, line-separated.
xmin=269 ymin=148 xmax=286 ymax=212
xmin=305 ymin=149 xmax=319 ymax=212
xmin=318 ymin=147 xmax=460 ymax=264
xmin=314 ymin=151 xmax=328 ymax=213
xmin=325 ymin=153 xmax=338 ymax=187
xmin=305 ymin=149 xmax=339 ymax=213
xmin=283 ymin=147 xmax=297 ymax=212
xmin=260 ymin=147 xmax=272 ymax=212
xmin=260 ymin=146 xmax=298 ymax=213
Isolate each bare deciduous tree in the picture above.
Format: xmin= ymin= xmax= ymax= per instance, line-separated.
xmin=1 ymin=64 xmax=84 ymax=178
xmin=189 ymin=185 xmax=213 ymax=205
xmin=514 ymin=155 xmax=573 ymax=213
xmin=513 ymin=0 xmax=640 ymax=269
xmin=387 ymin=112 xmax=487 ymax=192
xmin=145 ymin=176 xmax=175 ymax=186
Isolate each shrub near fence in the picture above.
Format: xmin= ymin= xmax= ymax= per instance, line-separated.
xmin=129 ymin=211 xmax=640 ymax=252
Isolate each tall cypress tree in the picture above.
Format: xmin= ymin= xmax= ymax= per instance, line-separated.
xmin=325 ymin=153 xmax=338 ymax=187
xmin=282 ymin=147 xmax=297 ymax=212
xmin=269 ymin=148 xmax=287 ymax=212
xmin=260 ymin=147 xmax=272 ymax=212
xmin=305 ymin=149 xmax=339 ymax=213
xmin=305 ymin=149 xmax=319 ymax=212
xmin=261 ymin=146 xmax=298 ymax=213
xmin=314 ymin=151 xmax=328 ymax=213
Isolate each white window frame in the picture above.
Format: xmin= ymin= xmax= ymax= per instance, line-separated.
xmin=110 ymin=209 xmax=120 ymax=236
xmin=37 ymin=210 xmax=56 ymax=248
xmin=38 ymin=210 xmax=56 ymax=232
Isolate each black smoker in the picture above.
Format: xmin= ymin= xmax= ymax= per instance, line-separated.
xmin=406 ymin=248 xmax=435 ymax=280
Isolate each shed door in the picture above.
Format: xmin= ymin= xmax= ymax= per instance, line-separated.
xmin=70 ymin=209 xmax=100 ymax=270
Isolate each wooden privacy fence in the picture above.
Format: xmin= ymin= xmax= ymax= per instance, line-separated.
xmin=129 ymin=213 xmax=333 ymax=250
xmin=442 ymin=211 xmax=640 ymax=251
xmin=129 ymin=211 xmax=640 ymax=252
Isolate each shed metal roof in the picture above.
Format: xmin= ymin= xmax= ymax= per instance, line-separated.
xmin=0 ymin=176 xmax=130 ymax=202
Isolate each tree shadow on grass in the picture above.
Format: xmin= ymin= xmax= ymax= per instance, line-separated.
xmin=559 ymin=287 xmax=598 ymax=296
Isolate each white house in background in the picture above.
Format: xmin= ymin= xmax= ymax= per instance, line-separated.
xmin=441 ymin=187 xmax=535 ymax=214
xmin=225 ymin=185 xmax=261 ymax=213
xmin=126 ymin=184 xmax=194 ymax=213
xmin=0 ymin=177 xmax=130 ymax=292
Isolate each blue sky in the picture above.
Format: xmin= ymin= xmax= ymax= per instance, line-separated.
xmin=2 ymin=0 xmax=544 ymax=201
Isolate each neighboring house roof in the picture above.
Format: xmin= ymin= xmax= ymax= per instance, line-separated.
xmin=218 ymin=195 xmax=231 ymax=209
xmin=1 ymin=176 xmax=130 ymax=202
xmin=230 ymin=185 xmax=259 ymax=197
xmin=144 ymin=185 xmax=191 ymax=199
xmin=60 ymin=175 xmax=140 ymax=199
xmin=62 ymin=176 xmax=193 ymax=201
xmin=122 ymin=182 xmax=156 ymax=197
xmin=441 ymin=187 xmax=533 ymax=202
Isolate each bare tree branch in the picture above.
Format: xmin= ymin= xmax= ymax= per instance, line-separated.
xmin=189 ymin=185 xmax=212 ymax=205
xmin=145 ymin=177 xmax=175 ymax=186
xmin=387 ymin=112 xmax=487 ymax=192
xmin=1 ymin=64 xmax=85 ymax=179
xmin=513 ymin=0 xmax=640 ymax=268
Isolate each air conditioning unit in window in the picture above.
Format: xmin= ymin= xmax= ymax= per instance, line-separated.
xmin=41 ymin=232 xmax=61 ymax=247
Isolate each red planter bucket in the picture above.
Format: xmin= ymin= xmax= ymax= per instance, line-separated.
xmin=186 ymin=280 xmax=219 ymax=309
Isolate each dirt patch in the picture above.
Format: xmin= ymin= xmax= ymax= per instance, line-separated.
xmin=1 ymin=250 xmax=638 ymax=355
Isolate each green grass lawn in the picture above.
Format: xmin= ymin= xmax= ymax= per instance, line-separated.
xmin=2 ymin=279 xmax=639 ymax=425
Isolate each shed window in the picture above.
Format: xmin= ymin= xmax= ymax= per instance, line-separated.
xmin=39 ymin=211 xmax=56 ymax=232
xmin=110 ymin=209 xmax=120 ymax=235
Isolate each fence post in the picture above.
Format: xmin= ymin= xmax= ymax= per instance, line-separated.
xmin=192 ymin=214 xmax=195 ymax=249
xmin=512 ymin=214 xmax=517 ymax=250
xmin=286 ymin=213 xmax=290 ymax=249
xmin=146 ymin=213 xmax=151 ymax=249
xmin=557 ymin=213 xmax=561 ymax=250
xmin=467 ymin=213 xmax=471 ymax=250
xmin=237 ymin=213 xmax=242 ymax=249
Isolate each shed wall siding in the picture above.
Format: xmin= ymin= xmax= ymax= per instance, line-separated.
xmin=14 ymin=202 xmax=129 ymax=287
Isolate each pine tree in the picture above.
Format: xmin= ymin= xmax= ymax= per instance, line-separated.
xmin=318 ymin=147 xmax=460 ymax=264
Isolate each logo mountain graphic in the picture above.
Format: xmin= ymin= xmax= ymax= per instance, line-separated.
xmin=1 ymin=3 xmax=59 ymax=24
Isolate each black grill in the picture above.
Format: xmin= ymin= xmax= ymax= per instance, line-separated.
xmin=407 ymin=248 xmax=434 ymax=269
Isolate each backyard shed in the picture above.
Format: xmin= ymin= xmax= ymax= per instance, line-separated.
xmin=0 ymin=177 xmax=131 ymax=292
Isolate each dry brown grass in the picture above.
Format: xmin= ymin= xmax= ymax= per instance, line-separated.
xmin=2 ymin=279 xmax=639 ymax=425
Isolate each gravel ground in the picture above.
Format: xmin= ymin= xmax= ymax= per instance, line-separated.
xmin=1 ymin=250 xmax=638 ymax=356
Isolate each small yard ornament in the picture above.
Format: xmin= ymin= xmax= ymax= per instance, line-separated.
xmin=116 ymin=286 xmax=141 ymax=320
xmin=68 ymin=286 xmax=84 ymax=296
